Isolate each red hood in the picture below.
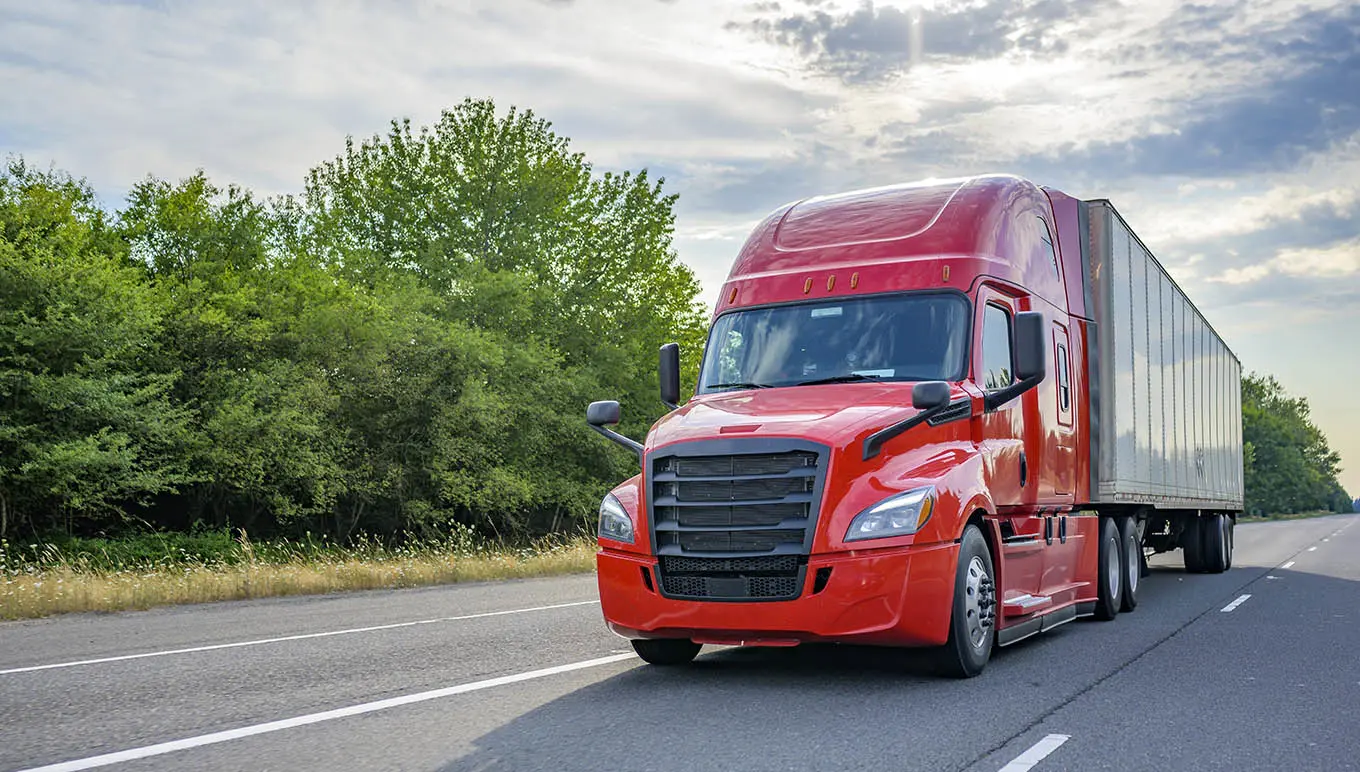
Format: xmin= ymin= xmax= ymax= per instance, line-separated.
xmin=648 ymin=384 xmax=947 ymax=451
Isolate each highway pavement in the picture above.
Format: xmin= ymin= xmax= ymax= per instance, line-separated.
xmin=1 ymin=514 xmax=1356 ymax=772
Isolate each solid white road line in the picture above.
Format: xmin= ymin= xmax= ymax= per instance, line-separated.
xmin=16 ymin=653 xmax=635 ymax=772
xmin=998 ymin=734 xmax=1071 ymax=772
xmin=1282 ymin=561 xmax=1296 ymax=569
xmin=0 ymin=600 xmax=600 ymax=676
xmin=1221 ymin=594 xmax=1252 ymax=613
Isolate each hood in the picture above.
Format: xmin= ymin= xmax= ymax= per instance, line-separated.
xmin=648 ymin=383 xmax=935 ymax=451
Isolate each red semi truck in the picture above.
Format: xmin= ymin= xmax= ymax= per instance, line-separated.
xmin=585 ymin=174 xmax=1244 ymax=677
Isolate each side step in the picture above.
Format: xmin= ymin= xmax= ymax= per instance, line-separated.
xmin=1002 ymin=593 xmax=1053 ymax=617
xmin=997 ymin=601 xmax=1095 ymax=647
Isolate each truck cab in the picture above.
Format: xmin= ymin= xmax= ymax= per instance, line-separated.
xmin=586 ymin=174 xmax=1240 ymax=677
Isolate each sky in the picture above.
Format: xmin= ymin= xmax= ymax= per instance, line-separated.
xmin=2 ymin=0 xmax=1357 ymax=495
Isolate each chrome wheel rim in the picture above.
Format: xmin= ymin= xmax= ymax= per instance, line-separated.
xmin=1107 ymin=533 xmax=1120 ymax=599
xmin=1226 ymin=519 xmax=1234 ymax=565
xmin=964 ymin=555 xmax=994 ymax=649
xmin=1126 ymin=529 xmax=1139 ymax=597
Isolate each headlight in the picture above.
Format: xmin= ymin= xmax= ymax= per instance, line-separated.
xmin=597 ymin=493 xmax=635 ymax=543
xmin=845 ymin=486 xmax=935 ymax=542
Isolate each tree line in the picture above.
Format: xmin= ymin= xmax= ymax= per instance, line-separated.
xmin=1241 ymin=373 xmax=1353 ymax=516
xmin=1 ymin=99 xmax=707 ymax=542
xmin=0 ymin=98 xmax=1351 ymax=542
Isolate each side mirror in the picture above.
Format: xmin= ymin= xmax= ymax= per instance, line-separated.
xmin=586 ymin=400 xmax=621 ymax=427
xmin=659 ymin=342 xmax=681 ymax=410
xmin=1014 ymin=311 xmax=1046 ymax=381
xmin=911 ymin=381 xmax=951 ymax=411
xmin=863 ymin=380 xmax=956 ymax=461
xmin=585 ymin=400 xmax=642 ymax=461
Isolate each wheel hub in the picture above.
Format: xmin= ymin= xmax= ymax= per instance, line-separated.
xmin=964 ymin=556 xmax=995 ymax=649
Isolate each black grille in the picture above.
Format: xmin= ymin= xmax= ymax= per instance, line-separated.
xmin=665 ymin=476 xmax=813 ymax=502
xmin=661 ymin=555 xmax=799 ymax=574
xmin=660 ymin=502 xmax=804 ymax=527
xmin=661 ymin=529 xmax=804 ymax=552
xmin=649 ymin=443 xmax=825 ymax=601
xmin=660 ymin=573 xmax=800 ymax=599
xmin=662 ymin=452 xmax=816 ymax=477
xmin=928 ymin=398 xmax=972 ymax=426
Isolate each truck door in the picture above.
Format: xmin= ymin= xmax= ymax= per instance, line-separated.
xmin=974 ymin=289 xmax=1045 ymax=602
xmin=1037 ymin=324 xmax=1086 ymax=604
xmin=1046 ymin=324 xmax=1076 ymax=499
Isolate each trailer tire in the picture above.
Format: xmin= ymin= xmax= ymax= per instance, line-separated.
xmin=1117 ymin=516 xmax=1140 ymax=613
xmin=934 ymin=525 xmax=995 ymax=678
xmin=1199 ymin=513 xmax=1230 ymax=574
xmin=1223 ymin=516 xmax=1235 ymax=571
xmin=631 ymin=639 xmax=702 ymax=666
xmin=1181 ymin=515 xmax=1206 ymax=573
xmin=1094 ymin=517 xmax=1123 ymax=620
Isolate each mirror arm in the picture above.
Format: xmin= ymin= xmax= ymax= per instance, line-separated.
xmin=983 ymin=373 xmax=1044 ymax=412
xmin=589 ymin=425 xmax=644 ymax=462
xmin=662 ymin=399 xmax=680 ymax=412
xmin=862 ymin=403 xmax=950 ymax=461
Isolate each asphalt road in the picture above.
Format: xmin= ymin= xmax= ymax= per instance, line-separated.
xmin=2 ymin=514 xmax=1356 ymax=772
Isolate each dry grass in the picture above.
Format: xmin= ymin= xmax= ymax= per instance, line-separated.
xmin=1 ymin=535 xmax=596 ymax=621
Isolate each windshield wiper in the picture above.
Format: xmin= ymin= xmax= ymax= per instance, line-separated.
xmin=794 ymin=373 xmax=886 ymax=386
xmin=704 ymin=381 xmax=775 ymax=391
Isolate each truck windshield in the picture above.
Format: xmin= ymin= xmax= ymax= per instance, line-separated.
xmin=698 ymin=293 xmax=971 ymax=393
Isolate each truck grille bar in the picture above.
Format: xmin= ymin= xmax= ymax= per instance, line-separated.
xmin=647 ymin=440 xmax=828 ymax=602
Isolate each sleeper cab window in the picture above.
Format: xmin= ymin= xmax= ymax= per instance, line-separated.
xmin=1039 ymin=217 xmax=1060 ymax=277
xmin=981 ymin=304 xmax=1013 ymax=391
xmin=1057 ymin=343 xmax=1071 ymax=412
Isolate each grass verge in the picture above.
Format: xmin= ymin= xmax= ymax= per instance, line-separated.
xmin=1237 ymin=510 xmax=1348 ymax=523
xmin=1 ymin=529 xmax=597 ymax=621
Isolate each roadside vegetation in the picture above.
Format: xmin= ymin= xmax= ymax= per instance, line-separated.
xmin=1 ymin=527 xmax=594 ymax=620
xmin=0 ymin=97 xmax=1352 ymax=620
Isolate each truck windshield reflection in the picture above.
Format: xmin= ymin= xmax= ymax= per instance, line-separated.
xmin=698 ymin=293 xmax=970 ymax=393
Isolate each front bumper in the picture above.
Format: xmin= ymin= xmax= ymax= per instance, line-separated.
xmin=596 ymin=542 xmax=959 ymax=648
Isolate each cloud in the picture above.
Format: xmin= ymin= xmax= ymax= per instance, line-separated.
xmin=1040 ymin=3 xmax=1360 ymax=176
xmin=728 ymin=0 xmax=1112 ymax=84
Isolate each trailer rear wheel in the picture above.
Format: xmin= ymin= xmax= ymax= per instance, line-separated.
xmin=1224 ymin=517 xmax=1234 ymax=570
xmin=631 ymin=639 xmax=702 ymax=666
xmin=1181 ymin=515 xmax=1206 ymax=573
xmin=1199 ymin=513 xmax=1230 ymax=574
xmin=1094 ymin=517 xmax=1123 ymax=620
xmin=934 ymin=524 xmax=995 ymax=678
xmin=1117 ymin=516 xmax=1140 ymax=613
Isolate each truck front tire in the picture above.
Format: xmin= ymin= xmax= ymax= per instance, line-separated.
xmin=1094 ymin=517 xmax=1123 ymax=620
xmin=631 ymin=638 xmax=702 ymax=666
xmin=934 ymin=524 xmax=996 ymax=678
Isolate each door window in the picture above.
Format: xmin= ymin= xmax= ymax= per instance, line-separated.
xmin=981 ymin=304 xmax=1014 ymax=391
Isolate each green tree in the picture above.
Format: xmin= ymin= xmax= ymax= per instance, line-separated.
xmin=0 ymin=160 xmax=193 ymax=536
xmin=119 ymin=173 xmax=351 ymax=533
xmin=300 ymin=98 xmax=709 ymax=535
xmin=303 ymin=97 xmax=709 ymax=432
xmin=1241 ymin=373 xmax=1349 ymax=516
